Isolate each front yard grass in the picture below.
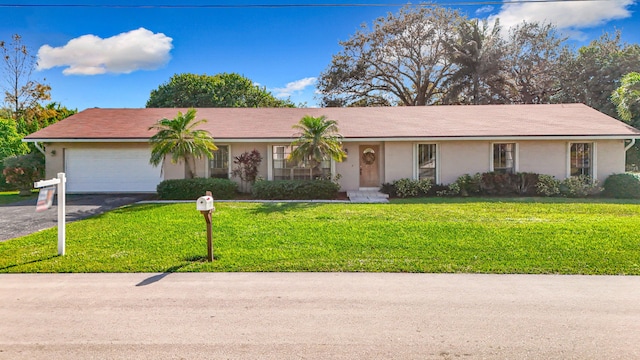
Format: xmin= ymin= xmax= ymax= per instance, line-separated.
xmin=1 ymin=198 xmax=640 ymax=274
xmin=0 ymin=190 xmax=36 ymax=205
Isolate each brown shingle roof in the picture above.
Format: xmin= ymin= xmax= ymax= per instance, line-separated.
xmin=24 ymin=104 xmax=640 ymax=142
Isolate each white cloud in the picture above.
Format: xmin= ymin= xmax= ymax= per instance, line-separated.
xmin=273 ymin=77 xmax=317 ymax=98
xmin=488 ymin=0 xmax=636 ymax=38
xmin=37 ymin=28 xmax=173 ymax=75
xmin=475 ymin=5 xmax=494 ymax=15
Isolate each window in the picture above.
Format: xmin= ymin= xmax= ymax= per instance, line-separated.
xmin=209 ymin=145 xmax=229 ymax=178
xmin=272 ymin=145 xmax=330 ymax=180
xmin=417 ymin=144 xmax=437 ymax=182
xmin=493 ymin=143 xmax=516 ymax=174
xmin=570 ymin=143 xmax=592 ymax=177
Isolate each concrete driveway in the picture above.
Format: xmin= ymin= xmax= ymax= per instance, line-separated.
xmin=0 ymin=194 xmax=152 ymax=241
xmin=0 ymin=273 xmax=639 ymax=359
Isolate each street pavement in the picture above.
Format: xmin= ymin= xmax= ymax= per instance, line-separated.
xmin=1 ymin=272 xmax=638 ymax=359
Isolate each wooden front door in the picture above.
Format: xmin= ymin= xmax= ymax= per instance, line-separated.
xmin=359 ymin=145 xmax=380 ymax=188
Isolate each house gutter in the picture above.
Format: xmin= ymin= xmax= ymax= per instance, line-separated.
xmin=625 ymin=138 xmax=636 ymax=151
xmin=23 ymin=135 xmax=640 ymax=143
xmin=33 ymin=142 xmax=46 ymax=156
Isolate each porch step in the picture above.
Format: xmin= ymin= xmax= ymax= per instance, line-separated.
xmin=347 ymin=190 xmax=389 ymax=203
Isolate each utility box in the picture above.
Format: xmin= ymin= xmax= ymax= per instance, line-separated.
xmin=196 ymin=196 xmax=215 ymax=211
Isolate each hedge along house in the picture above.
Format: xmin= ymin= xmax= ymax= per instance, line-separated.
xmin=23 ymin=104 xmax=640 ymax=194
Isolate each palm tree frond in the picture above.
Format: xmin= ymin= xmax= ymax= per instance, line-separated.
xmin=148 ymin=108 xmax=217 ymax=178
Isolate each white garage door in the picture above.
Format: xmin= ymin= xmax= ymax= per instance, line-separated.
xmin=65 ymin=148 xmax=163 ymax=193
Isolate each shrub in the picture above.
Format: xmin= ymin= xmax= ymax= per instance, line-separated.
xmin=0 ymin=161 xmax=17 ymax=191
xmin=437 ymin=182 xmax=461 ymax=197
xmin=156 ymin=178 xmax=238 ymax=200
xmin=603 ymin=173 xmax=640 ymax=198
xmin=379 ymin=182 xmax=396 ymax=197
xmin=231 ymin=149 xmax=262 ymax=193
xmin=427 ymin=183 xmax=449 ymax=196
xmin=514 ymin=173 xmax=540 ymax=195
xmin=394 ymin=178 xmax=432 ymax=198
xmin=2 ymin=152 xmax=44 ymax=195
xmin=536 ymin=175 xmax=561 ymax=196
xmin=559 ymin=175 xmax=602 ymax=198
xmin=445 ymin=173 xmax=481 ymax=196
xmin=480 ymin=172 xmax=540 ymax=196
xmin=251 ymin=179 xmax=339 ymax=200
xmin=380 ymin=178 xmax=432 ymax=198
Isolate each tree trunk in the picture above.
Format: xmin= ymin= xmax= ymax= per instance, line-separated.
xmin=185 ymin=155 xmax=196 ymax=179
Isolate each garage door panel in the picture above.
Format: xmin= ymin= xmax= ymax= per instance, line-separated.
xmin=65 ymin=148 xmax=163 ymax=193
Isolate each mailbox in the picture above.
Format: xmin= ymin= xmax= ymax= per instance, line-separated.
xmin=196 ymin=196 xmax=215 ymax=211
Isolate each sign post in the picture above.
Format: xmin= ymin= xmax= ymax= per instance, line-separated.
xmin=34 ymin=172 xmax=66 ymax=256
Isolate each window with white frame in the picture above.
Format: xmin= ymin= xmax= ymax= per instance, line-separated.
xmin=493 ymin=143 xmax=516 ymax=174
xmin=417 ymin=144 xmax=437 ymax=182
xmin=570 ymin=143 xmax=592 ymax=177
xmin=272 ymin=145 xmax=330 ymax=180
xmin=209 ymin=145 xmax=229 ymax=178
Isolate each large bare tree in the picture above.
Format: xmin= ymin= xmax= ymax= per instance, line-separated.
xmin=317 ymin=5 xmax=463 ymax=107
xmin=503 ymin=22 xmax=566 ymax=104
xmin=0 ymin=34 xmax=51 ymax=119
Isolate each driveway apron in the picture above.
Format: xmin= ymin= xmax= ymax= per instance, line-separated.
xmin=0 ymin=194 xmax=151 ymax=241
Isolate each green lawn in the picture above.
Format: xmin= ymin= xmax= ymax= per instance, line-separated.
xmin=0 ymin=190 xmax=36 ymax=205
xmin=2 ymin=198 xmax=640 ymax=274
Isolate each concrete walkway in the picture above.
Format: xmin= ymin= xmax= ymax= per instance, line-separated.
xmin=1 ymin=273 xmax=638 ymax=359
xmin=347 ymin=190 xmax=389 ymax=203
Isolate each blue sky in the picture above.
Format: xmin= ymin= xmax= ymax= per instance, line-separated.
xmin=1 ymin=0 xmax=639 ymax=111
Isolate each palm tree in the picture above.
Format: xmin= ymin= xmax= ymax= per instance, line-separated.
xmin=148 ymin=108 xmax=217 ymax=179
xmin=443 ymin=18 xmax=507 ymax=105
xmin=289 ymin=115 xmax=347 ymax=179
xmin=612 ymin=72 xmax=640 ymax=127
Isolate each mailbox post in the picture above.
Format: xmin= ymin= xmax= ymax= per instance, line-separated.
xmin=196 ymin=191 xmax=215 ymax=262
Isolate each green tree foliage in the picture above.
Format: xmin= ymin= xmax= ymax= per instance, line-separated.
xmin=611 ymin=72 xmax=640 ymax=127
xmin=554 ymin=31 xmax=640 ymax=117
xmin=0 ymin=118 xmax=28 ymax=191
xmin=14 ymin=102 xmax=77 ymax=135
xmin=0 ymin=118 xmax=28 ymax=159
xmin=318 ymin=5 xmax=463 ymax=106
xmin=611 ymin=72 xmax=640 ymax=171
xmin=146 ymin=73 xmax=294 ymax=108
xmin=0 ymin=34 xmax=51 ymax=118
xmin=148 ymin=109 xmax=218 ymax=179
xmin=289 ymin=115 xmax=347 ymax=177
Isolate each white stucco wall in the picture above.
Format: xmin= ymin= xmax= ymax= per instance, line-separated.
xmin=39 ymin=138 xmax=630 ymax=193
xmin=518 ymin=141 xmax=567 ymax=179
xmin=439 ymin=141 xmax=489 ymax=184
xmin=595 ymin=140 xmax=625 ymax=181
xmin=383 ymin=142 xmax=414 ymax=184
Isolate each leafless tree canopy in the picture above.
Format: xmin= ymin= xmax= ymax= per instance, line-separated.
xmin=318 ymin=6 xmax=462 ymax=107
xmin=318 ymin=5 xmax=575 ymax=107
xmin=0 ymin=34 xmax=50 ymax=118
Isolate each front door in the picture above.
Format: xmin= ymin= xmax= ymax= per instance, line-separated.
xmin=359 ymin=145 xmax=380 ymax=188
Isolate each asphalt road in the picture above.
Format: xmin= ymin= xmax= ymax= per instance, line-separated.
xmin=0 ymin=194 xmax=152 ymax=241
xmin=1 ymin=273 xmax=638 ymax=359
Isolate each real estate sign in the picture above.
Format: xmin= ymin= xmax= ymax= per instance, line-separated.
xmin=35 ymin=186 xmax=56 ymax=212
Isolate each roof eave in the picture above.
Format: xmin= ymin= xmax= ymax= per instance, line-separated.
xmin=23 ymin=134 xmax=640 ymax=143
